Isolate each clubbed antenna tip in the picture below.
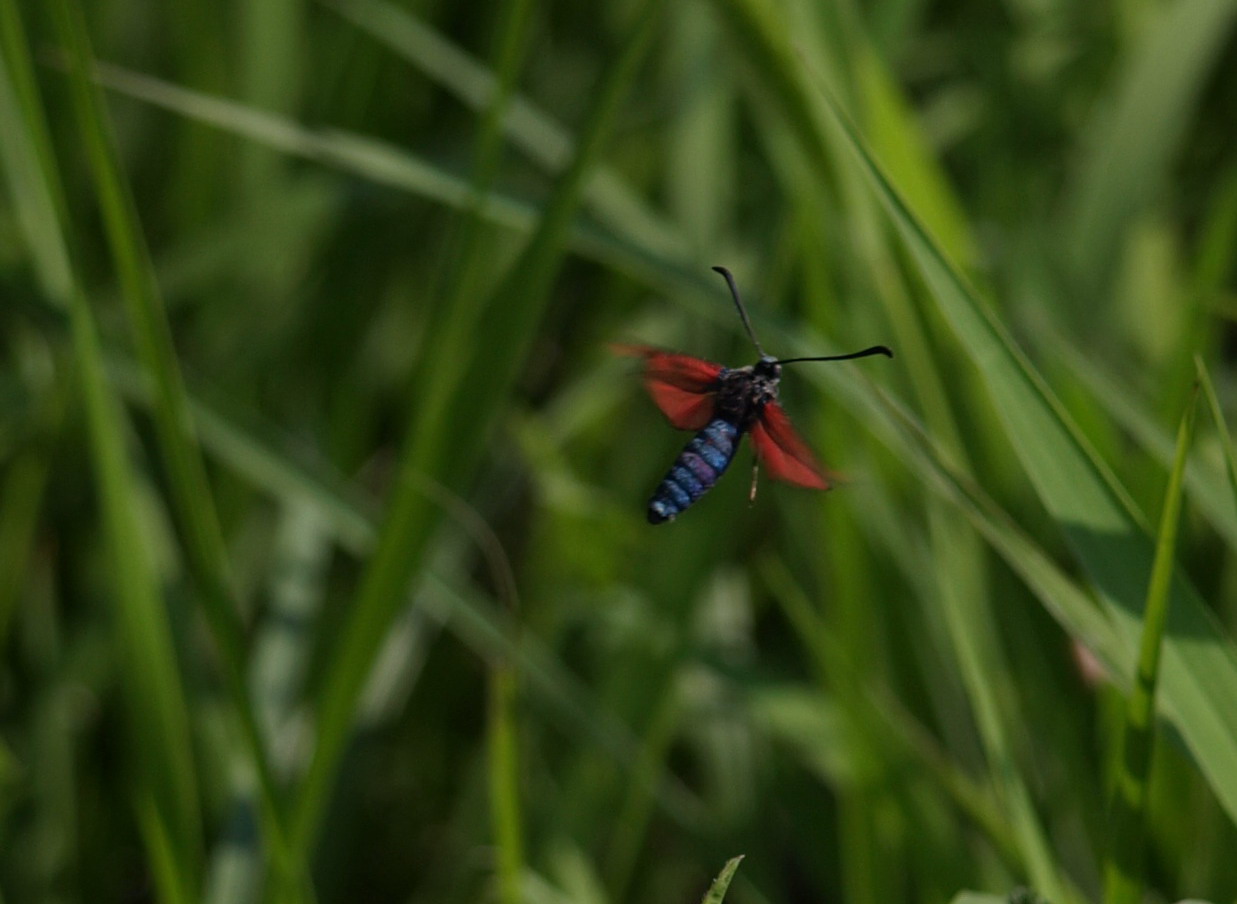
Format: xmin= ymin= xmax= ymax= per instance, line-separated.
xmin=712 ymin=266 xmax=766 ymax=357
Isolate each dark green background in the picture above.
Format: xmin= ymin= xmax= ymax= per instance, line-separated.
xmin=2 ymin=1 xmax=1236 ymax=902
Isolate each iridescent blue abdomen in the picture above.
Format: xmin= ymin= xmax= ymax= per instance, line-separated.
xmin=647 ymin=419 xmax=740 ymax=523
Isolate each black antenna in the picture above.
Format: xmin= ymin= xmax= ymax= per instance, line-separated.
xmin=712 ymin=266 xmax=765 ymax=357
xmin=776 ymin=345 xmax=894 ymax=365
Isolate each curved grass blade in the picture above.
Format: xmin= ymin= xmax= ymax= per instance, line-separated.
xmin=90 ymin=61 xmax=536 ymax=230
xmin=1104 ymin=390 xmax=1198 ymax=904
xmin=803 ymin=40 xmax=1237 ymax=826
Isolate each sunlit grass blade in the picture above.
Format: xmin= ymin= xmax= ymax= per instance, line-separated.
xmin=794 ymin=39 xmax=1237 ymax=829
xmin=700 ymin=856 xmax=744 ymax=904
xmin=1104 ymin=389 xmax=1197 ymax=904
xmin=49 ymin=0 xmax=296 ymax=892
xmin=0 ymin=1 xmax=202 ymax=891
xmin=854 ymin=44 xmax=975 ymax=268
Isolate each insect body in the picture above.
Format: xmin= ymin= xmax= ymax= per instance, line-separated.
xmin=620 ymin=267 xmax=892 ymax=524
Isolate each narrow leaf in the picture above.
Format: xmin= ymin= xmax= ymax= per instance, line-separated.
xmin=808 ymin=54 xmax=1237 ymax=828
xmin=1104 ymin=390 xmax=1198 ymax=904
xmin=700 ymin=856 xmax=744 ymax=904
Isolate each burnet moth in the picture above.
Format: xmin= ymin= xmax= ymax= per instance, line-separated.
xmin=618 ymin=267 xmax=892 ymax=524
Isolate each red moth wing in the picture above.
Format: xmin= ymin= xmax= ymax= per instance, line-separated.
xmin=750 ymin=401 xmax=829 ymax=489
xmin=613 ymin=344 xmax=723 ymax=430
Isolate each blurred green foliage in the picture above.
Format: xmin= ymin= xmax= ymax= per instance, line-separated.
xmin=1 ymin=0 xmax=1236 ymax=903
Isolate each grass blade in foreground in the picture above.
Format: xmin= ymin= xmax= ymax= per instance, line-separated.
xmin=807 ymin=51 xmax=1237 ymax=827
xmin=1104 ymin=390 xmax=1197 ymax=904
xmin=700 ymin=856 xmax=744 ymax=904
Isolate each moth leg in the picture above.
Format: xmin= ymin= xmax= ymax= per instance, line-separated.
xmin=749 ymin=458 xmax=760 ymax=505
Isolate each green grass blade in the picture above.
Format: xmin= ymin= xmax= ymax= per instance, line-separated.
xmin=771 ymin=33 xmax=1237 ymax=826
xmin=290 ymin=1 xmax=663 ymax=858
xmin=489 ymin=663 xmax=524 ymax=904
xmin=700 ymin=856 xmax=744 ymax=904
xmin=1104 ymin=389 xmax=1198 ymax=904
xmin=1044 ymin=334 xmax=1237 ymax=549
xmin=87 ymin=63 xmax=688 ymax=288
xmin=0 ymin=1 xmax=202 ymax=885
xmin=90 ymin=61 xmax=535 ymax=226
xmin=806 ymin=52 xmax=1237 ymax=826
xmin=49 ymin=0 xmax=296 ymax=890
xmin=855 ymin=44 xmax=975 ymax=268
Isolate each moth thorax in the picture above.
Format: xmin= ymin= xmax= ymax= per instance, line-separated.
xmin=753 ymin=356 xmax=781 ymax=380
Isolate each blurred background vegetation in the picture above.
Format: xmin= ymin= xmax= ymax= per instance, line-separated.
xmin=2 ymin=0 xmax=1237 ymax=902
